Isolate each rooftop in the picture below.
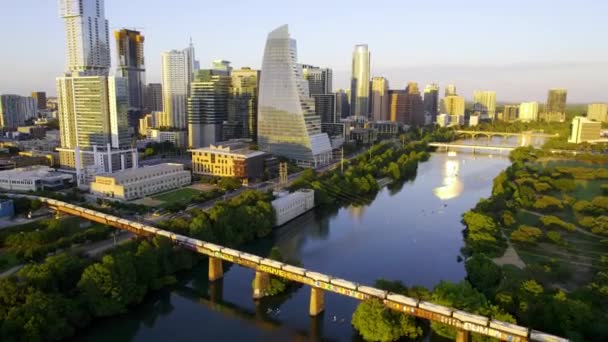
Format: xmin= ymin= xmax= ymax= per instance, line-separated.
xmin=0 ymin=166 xmax=72 ymax=181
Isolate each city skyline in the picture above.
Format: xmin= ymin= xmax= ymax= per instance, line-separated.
xmin=2 ymin=0 xmax=608 ymax=102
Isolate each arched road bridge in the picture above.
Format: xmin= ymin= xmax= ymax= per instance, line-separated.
xmin=26 ymin=196 xmax=567 ymax=342
xmin=454 ymin=130 xmax=559 ymax=140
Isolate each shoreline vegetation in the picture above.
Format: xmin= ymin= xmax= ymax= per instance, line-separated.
xmin=0 ymin=127 xmax=454 ymax=341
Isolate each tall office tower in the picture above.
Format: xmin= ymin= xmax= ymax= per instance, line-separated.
xmin=185 ymin=39 xmax=199 ymax=82
xmin=145 ymin=83 xmax=163 ymax=112
xmin=59 ymin=0 xmax=110 ymax=76
xmin=404 ymin=82 xmax=425 ymax=126
xmin=115 ymin=29 xmax=146 ymax=111
xmin=502 ymin=105 xmax=519 ymax=122
xmin=587 ymin=103 xmax=608 ymax=122
xmin=445 ymin=84 xmax=457 ymax=97
xmin=441 ymin=95 xmax=465 ymax=116
xmin=423 ymin=83 xmax=439 ymax=123
xmin=473 ymin=90 xmax=497 ymax=120
xmin=389 ymin=90 xmax=407 ymax=123
xmin=302 ymin=65 xmax=333 ymax=95
xmin=371 ymin=77 xmax=390 ymax=121
xmin=31 ymin=92 xmax=47 ymax=110
xmin=258 ymin=25 xmax=332 ymax=167
xmin=212 ymin=60 xmax=232 ymax=75
xmin=313 ymin=94 xmax=336 ymax=124
xmin=161 ymin=49 xmax=192 ymax=129
xmin=350 ymin=44 xmax=370 ymax=119
xmin=57 ymin=0 xmax=134 ymax=181
xmin=0 ymin=95 xmax=35 ymax=129
xmin=228 ymin=67 xmax=259 ymax=140
xmin=519 ymin=102 xmax=539 ymax=122
xmin=541 ymin=88 xmax=567 ymax=122
xmin=187 ymin=70 xmax=231 ymax=148
xmin=335 ymin=89 xmax=350 ymax=119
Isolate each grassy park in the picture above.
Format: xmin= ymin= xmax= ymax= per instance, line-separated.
xmin=151 ymin=187 xmax=202 ymax=205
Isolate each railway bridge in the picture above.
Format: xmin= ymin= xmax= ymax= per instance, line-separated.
xmin=454 ymin=130 xmax=559 ymax=147
xmin=25 ymin=196 xmax=567 ymax=342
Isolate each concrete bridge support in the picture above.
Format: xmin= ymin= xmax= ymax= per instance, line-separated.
xmin=253 ymin=270 xmax=270 ymax=299
xmin=456 ymin=329 xmax=470 ymax=342
xmin=209 ymin=257 xmax=223 ymax=281
xmin=309 ymin=287 xmax=325 ymax=316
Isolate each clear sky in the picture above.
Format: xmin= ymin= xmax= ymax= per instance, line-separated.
xmin=1 ymin=0 xmax=607 ymax=103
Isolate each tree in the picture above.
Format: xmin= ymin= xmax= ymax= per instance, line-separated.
xmin=352 ymin=298 xmax=422 ymax=342
xmin=511 ymin=226 xmax=543 ymax=244
xmin=465 ymin=254 xmax=502 ymax=296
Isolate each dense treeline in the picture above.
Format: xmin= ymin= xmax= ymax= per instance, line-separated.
xmin=461 ymin=146 xmax=608 ymax=340
xmin=0 ymin=236 xmax=194 ymax=341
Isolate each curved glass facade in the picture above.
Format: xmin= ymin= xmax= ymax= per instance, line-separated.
xmin=350 ymin=44 xmax=370 ymax=119
xmin=258 ymin=25 xmax=332 ymax=167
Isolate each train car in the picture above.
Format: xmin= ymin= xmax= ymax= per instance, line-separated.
xmin=452 ymin=310 xmax=488 ymax=327
xmin=142 ymin=226 xmax=159 ymax=235
xmin=489 ymin=320 xmax=529 ymax=339
xmin=357 ymin=285 xmax=387 ymax=299
xmin=418 ymin=301 xmax=452 ymax=317
xmin=282 ymin=265 xmax=307 ymax=276
xmin=117 ymin=218 xmax=131 ymax=227
xmin=156 ymin=230 xmax=173 ymax=239
xmin=221 ymin=248 xmax=241 ymax=258
xmin=184 ymin=238 xmax=204 ymax=247
xmin=203 ymin=242 xmax=222 ymax=252
xmin=386 ymin=293 xmax=418 ymax=307
xmin=64 ymin=203 xmax=77 ymax=211
xmin=240 ymin=253 xmax=262 ymax=264
xmin=306 ymin=271 xmax=331 ymax=283
xmin=260 ymin=258 xmax=284 ymax=269
xmin=529 ymin=331 xmax=569 ymax=342
xmin=131 ymin=222 xmax=145 ymax=230
xmin=330 ymin=278 xmax=358 ymax=291
xmin=83 ymin=208 xmax=97 ymax=217
xmin=46 ymin=199 xmax=59 ymax=207
xmin=174 ymin=234 xmax=189 ymax=243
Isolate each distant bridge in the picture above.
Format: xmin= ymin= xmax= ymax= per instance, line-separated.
xmin=20 ymin=195 xmax=567 ymax=342
xmin=455 ymin=130 xmax=559 ymax=140
xmin=429 ymin=143 xmax=515 ymax=153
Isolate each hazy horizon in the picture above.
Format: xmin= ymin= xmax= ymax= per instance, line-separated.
xmin=1 ymin=0 xmax=607 ymax=103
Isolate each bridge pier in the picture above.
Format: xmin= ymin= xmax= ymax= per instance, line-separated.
xmin=208 ymin=256 xmax=223 ymax=281
xmin=456 ymin=329 xmax=470 ymax=342
xmin=252 ymin=270 xmax=270 ymax=299
xmin=309 ymin=287 xmax=325 ymax=316
xmin=209 ymin=278 xmax=223 ymax=302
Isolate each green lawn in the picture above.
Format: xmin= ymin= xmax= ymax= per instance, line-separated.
xmin=572 ymin=179 xmax=606 ymax=201
xmin=152 ymin=188 xmax=201 ymax=205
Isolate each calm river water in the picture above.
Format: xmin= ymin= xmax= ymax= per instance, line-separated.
xmin=76 ymin=148 xmax=511 ymax=342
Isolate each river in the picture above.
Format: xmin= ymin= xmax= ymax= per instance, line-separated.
xmin=76 ymin=148 xmax=512 ymax=342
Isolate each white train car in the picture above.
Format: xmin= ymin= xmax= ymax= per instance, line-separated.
xmin=174 ymin=234 xmax=189 ymax=243
xmin=46 ymin=199 xmax=59 ymax=207
xmin=142 ymin=226 xmax=159 ymax=235
xmin=156 ymin=230 xmax=173 ymax=239
xmin=83 ymin=208 xmax=97 ymax=217
xmin=489 ymin=320 xmax=529 ymax=339
xmin=240 ymin=253 xmax=262 ymax=264
xmin=203 ymin=242 xmax=222 ymax=253
xmin=260 ymin=258 xmax=284 ymax=269
xmin=453 ymin=310 xmax=488 ymax=327
xmin=117 ymin=218 xmax=131 ymax=227
xmin=331 ymin=278 xmax=358 ymax=290
xmin=131 ymin=222 xmax=145 ymax=230
xmin=357 ymin=285 xmax=387 ymax=299
xmin=418 ymin=301 xmax=452 ymax=316
xmin=306 ymin=271 xmax=331 ymax=283
xmin=220 ymin=248 xmax=241 ymax=258
xmin=282 ymin=265 xmax=307 ymax=276
xmin=529 ymin=331 xmax=569 ymax=342
xmin=387 ymin=293 xmax=418 ymax=307
xmin=185 ymin=238 xmax=204 ymax=247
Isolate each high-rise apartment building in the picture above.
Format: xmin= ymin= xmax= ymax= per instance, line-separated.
xmin=145 ymin=83 xmax=163 ymax=112
xmin=302 ymin=65 xmax=333 ymax=95
xmin=0 ymin=95 xmax=36 ymax=129
xmin=161 ymin=49 xmax=192 ymax=129
xmin=502 ymin=105 xmax=519 ymax=122
xmin=58 ymin=0 xmax=110 ymax=76
xmin=335 ymin=89 xmax=350 ymax=119
xmin=389 ymin=90 xmax=407 ymax=123
xmin=258 ymin=25 xmax=332 ymax=167
xmin=423 ymin=83 xmax=439 ymax=123
xmin=31 ymin=92 xmax=47 ymax=110
xmin=228 ymin=67 xmax=259 ymax=140
xmin=405 ymin=82 xmax=425 ymax=126
xmin=445 ymin=84 xmax=457 ymax=97
xmin=371 ymin=77 xmax=390 ymax=121
xmin=587 ymin=103 xmax=608 ymax=122
xmin=313 ymin=94 xmax=336 ymax=125
xmin=569 ymin=116 xmax=601 ymax=144
xmin=441 ymin=95 xmax=465 ymax=116
xmin=519 ymin=102 xmax=539 ymax=122
xmin=473 ymin=90 xmax=497 ymax=120
xmin=187 ymin=70 xmax=231 ymax=148
xmin=350 ymin=44 xmax=370 ymax=119
xmin=540 ymin=88 xmax=567 ymax=122
xmin=115 ymin=29 xmax=146 ymax=111
xmin=212 ymin=60 xmax=232 ymax=74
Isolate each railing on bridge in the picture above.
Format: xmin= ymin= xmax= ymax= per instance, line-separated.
xmin=429 ymin=142 xmax=515 ymax=152
xmin=27 ymin=195 xmax=567 ymax=342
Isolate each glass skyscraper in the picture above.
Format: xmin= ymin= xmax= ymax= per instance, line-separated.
xmin=258 ymin=25 xmax=332 ymax=167
xmin=350 ymin=44 xmax=370 ymax=119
